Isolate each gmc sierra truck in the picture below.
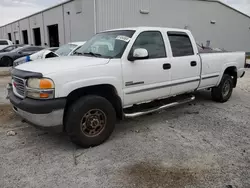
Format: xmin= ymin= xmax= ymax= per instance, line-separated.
xmin=8 ymin=27 xmax=246 ymax=148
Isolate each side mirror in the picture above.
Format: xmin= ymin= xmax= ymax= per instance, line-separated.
xmin=128 ymin=48 xmax=149 ymax=61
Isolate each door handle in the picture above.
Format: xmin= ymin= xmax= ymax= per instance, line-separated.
xmin=163 ymin=63 xmax=171 ymax=70
xmin=190 ymin=61 xmax=197 ymax=67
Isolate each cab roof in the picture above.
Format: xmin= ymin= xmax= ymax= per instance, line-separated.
xmin=103 ymin=27 xmax=190 ymax=33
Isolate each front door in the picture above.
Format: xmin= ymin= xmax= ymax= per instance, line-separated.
xmin=167 ymin=32 xmax=200 ymax=95
xmin=122 ymin=31 xmax=171 ymax=107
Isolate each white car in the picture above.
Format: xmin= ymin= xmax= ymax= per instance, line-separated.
xmin=8 ymin=27 xmax=246 ymax=148
xmin=54 ymin=42 xmax=86 ymax=56
xmin=13 ymin=42 xmax=86 ymax=67
xmin=0 ymin=39 xmax=13 ymax=50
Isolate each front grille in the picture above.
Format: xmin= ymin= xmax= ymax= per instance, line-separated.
xmin=12 ymin=77 xmax=25 ymax=97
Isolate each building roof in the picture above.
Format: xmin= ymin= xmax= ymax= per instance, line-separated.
xmin=0 ymin=0 xmax=250 ymax=27
xmin=200 ymin=0 xmax=250 ymax=19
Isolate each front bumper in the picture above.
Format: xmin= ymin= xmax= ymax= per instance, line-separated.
xmin=8 ymin=88 xmax=66 ymax=129
xmin=13 ymin=106 xmax=64 ymax=128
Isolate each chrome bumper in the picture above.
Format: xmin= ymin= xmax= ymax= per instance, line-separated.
xmin=13 ymin=106 xmax=64 ymax=128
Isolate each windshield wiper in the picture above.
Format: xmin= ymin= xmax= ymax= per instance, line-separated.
xmin=73 ymin=52 xmax=83 ymax=56
xmin=83 ymin=52 xmax=102 ymax=57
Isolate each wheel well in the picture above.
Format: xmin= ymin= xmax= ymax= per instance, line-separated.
xmin=224 ymin=66 xmax=237 ymax=88
xmin=64 ymin=84 xmax=123 ymax=126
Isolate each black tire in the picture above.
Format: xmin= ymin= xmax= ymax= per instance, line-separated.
xmin=211 ymin=74 xmax=233 ymax=103
xmin=65 ymin=95 xmax=116 ymax=148
xmin=1 ymin=56 xmax=13 ymax=67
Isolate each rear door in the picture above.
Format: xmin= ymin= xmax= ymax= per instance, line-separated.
xmin=167 ymin=31 xmax=200 ymax=95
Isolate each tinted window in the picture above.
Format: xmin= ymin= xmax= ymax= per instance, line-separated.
xmin=2 ymin=46 xmax=15 ymax=52
xmin=0 ymin=40 xmax=8 ymax=45
xmin=131 ymin=31 xmax=166 ymax=59
xmin=55 ymin=44 xmax=77 ymax=56
xmin=168 ymin=32 xmax=194 ymax=57
xmin=22 ymin=47 xmax=43 ymax=52
xmin=21 ymin=47 xmax=35 ymax=52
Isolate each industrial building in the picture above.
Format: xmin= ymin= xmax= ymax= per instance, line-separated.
xmin=0 ymin=0 xmax=250 ymax=51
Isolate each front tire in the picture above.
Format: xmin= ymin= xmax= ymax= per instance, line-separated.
xmin=211 ymin=74 xmax=233 ymax=103
xmin=65 ymin=95 xmax=116 ymax=148
xmin=1 ymin=57 xmax=13 ymax=67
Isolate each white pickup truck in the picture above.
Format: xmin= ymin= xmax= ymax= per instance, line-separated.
xmin=8 ymin=27 xmax=246 ymax=148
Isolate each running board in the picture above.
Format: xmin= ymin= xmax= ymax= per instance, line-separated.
xmin=124 ymin=95 xmax=195 ymax=118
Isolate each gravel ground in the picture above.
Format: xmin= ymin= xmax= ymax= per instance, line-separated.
xmin=0 ymin=76 xmax=10 ymax=105
xmin=0 ymin=71 xmax=250 ymax=188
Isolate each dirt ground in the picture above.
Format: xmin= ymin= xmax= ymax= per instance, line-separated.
xmin=0 ymin=71 xmax=249 ymax=188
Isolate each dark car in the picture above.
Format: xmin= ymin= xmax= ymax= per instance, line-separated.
xmin=0 ymin=45 xmax=44 ymax=67
xmin=0 ymin=44 xmax=26 ymax=53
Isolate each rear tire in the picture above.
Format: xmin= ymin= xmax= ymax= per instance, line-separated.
xmin=65 ymin=95 xmax=116 ymax=148
xmin=211 ymin=74 xmax=233 ymax=103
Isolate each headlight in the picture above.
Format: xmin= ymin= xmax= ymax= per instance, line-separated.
xmin=27 ymin=78 xmax=54 ymax=89
xmin=26 ymin=78 xmax=55 ymax=99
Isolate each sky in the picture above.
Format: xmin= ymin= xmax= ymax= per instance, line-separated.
xmin=0 ymin=0 xmax=250 ymax=26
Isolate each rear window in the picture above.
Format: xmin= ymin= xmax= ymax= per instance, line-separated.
xmin=55 ymin=44 xmax=77 ymax=56
xmin=167 ymin=32 xmax=194 ymax=57
xmin=0 ymin=40 xmax=8 ymax=45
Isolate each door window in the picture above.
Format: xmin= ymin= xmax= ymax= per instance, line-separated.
xmin=131 ymin=31 xmax=166 ymax=59
xmin=0 ymin=40 xmax=8 ymax=45
xmin=167 ymin=32 xmax=194 ymax=57
xmin=22 ymin=47 xmax=43 ymax=52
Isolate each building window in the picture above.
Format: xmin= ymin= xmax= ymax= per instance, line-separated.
xmin=8 ymin=33 xmax=12 ymax=41
xmin=33 ymin=28 xmax=41 ymax=46
xmin=22 ymin=30 xmax=29 ymax=44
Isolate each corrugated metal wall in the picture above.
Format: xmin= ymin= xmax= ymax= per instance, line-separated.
xmin=0 ymin=0 xmax=94 ymax=46
xmin=19 ymin=18 xmax=32 ymax=44
xmin=63 ymin=0 xmax=95 ymax=43
xmin=43 ymin=5 xmax=65 ymax=46
xmin=96 ymin=0 xmax=250 ymax=51
xmin=96 ymin=0 xmax=150 ymax=31
xmin=29 ymin=13 xmax=45 ymax=46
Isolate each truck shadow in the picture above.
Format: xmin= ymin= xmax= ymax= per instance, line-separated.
xmin=115 ymin=90 xmax=213 ymax=134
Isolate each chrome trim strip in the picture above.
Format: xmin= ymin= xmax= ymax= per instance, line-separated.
xmin=125 ymin=78 xmax=200 ymax=95
xmin=125 ymin=81 xmax=145 ymax=87
xmin=201 ymin=75 xmax=219 ymax=80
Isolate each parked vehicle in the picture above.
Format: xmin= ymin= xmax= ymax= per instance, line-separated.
xmin=0 ymin=39 xmax=13 ymax=50
xmin=0 ymin=44 xmax=26 ymax=53
xmin=13 ymin=42 xmax=85 ymax=67
xmin=0 ymin=45 xmax=44 ymax=67
xmin=13 ymin=47 xmax=59 ymax=67
xmin=8 ymin=27 xmax=246 ymax=148
xmin=54 ymin=42 xmax=86 ymax=56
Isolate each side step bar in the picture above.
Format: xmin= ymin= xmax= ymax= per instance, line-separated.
xmin=124 ymin=95 xmax=195 ymax=118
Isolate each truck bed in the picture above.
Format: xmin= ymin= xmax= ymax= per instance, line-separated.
xmin=198 ymin=51 xmax=246 ymax=89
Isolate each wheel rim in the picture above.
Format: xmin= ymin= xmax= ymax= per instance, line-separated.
xmin=80 ymin=109 xmax=107 ymax=137
xmin=222 ymin=80 xmax=231 ymax=97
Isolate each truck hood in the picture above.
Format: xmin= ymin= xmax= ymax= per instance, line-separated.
xmin=16 ymin=56 xmax=110 ymax=75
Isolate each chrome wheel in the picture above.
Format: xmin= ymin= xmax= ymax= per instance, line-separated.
xmin=80 ymin=109 xmax=107 ymax=137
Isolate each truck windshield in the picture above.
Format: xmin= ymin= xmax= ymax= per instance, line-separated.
xmin=74 ymin=30 xmax=135 ymax=58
